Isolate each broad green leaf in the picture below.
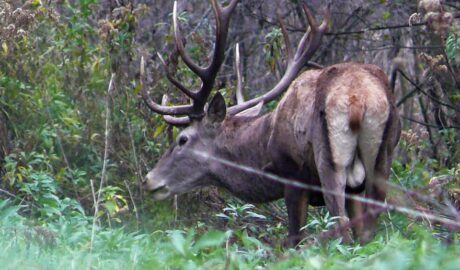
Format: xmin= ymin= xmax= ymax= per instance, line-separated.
xmin=169 ymin=230 xmax=186 ymax=255
xmin=194 ymin=230 xmax=227 ymax=250
xmin=2 ymin=42 xmax=8 ymax=56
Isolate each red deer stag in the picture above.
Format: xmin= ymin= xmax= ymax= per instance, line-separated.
xmin=142 ymin=0 xmax=401 ymax=246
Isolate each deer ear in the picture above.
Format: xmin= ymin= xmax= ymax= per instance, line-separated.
xmin=207 ymin=92 xmax=227 ymax=123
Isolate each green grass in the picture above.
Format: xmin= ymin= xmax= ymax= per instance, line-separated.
xmin=1 ymin=199 xmax=459 ymax=270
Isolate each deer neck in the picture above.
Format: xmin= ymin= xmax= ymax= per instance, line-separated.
xmin=210 ymin=113 xmax=284 ymax=202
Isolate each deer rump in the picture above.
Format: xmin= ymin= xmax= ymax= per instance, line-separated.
xmin=253 ymin=62 xmax=399 ymax=245
xmin=266 ymin=62 xmax=398 ymax=206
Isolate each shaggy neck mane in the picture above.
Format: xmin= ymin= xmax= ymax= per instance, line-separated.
xmin=218 ymin=113 xmax=273 ymax=162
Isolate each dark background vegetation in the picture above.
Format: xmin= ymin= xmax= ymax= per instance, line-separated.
xmin=0 ymin=0 xmax=459 ymax=268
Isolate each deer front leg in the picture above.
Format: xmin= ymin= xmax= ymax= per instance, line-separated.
xmin=284 ymin=185 xmax=309 ymax=247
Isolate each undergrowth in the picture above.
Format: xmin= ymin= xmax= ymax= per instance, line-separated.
xmin=1 ymin=196 xmax=459 ymax=270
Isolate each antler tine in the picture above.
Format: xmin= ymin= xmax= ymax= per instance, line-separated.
xmin=173 ymin=1 xmax=206 ymax=78
xmin=295 ymin=4 xmax=330 ymax=62
xmin=157 ymin=53 xmax=198 ymax=101
xmin=163 ymin=115 xmax=191 ymax=126
xmin=278 ymin=14 xmax=293 ymax=62
xmin=235 ymin=43 xmax=245 ymax=104
xmin=191 ymin=0 xmax=239 ymax=111
xmin=206 ymin=0 xmax=239 ymax=77
xmin=161 ymin=95 xmax=192 ymax=126
xmin=228 ymin=5 xmax=329 ymax=115
xmin=173 ymin=0 xmax=239 ymax=81
xmin=141 ymin=56 xmax=194 ymax=116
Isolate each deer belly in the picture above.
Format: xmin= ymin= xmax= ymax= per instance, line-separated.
xmin=228 ymin=177 xmax=285 ymax=203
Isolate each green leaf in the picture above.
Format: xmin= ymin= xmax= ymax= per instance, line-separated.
xmin=246 ymin=211 xmax=266 ymax=220
xmin=2 ymin=42 xmax=8 ymax=56
xmin=169 ymin=230 xmax=186 ymax=255
xmin=61 ymin=117 xmax=80 ymax=127
xmin=194 ymin=230 xmax=227 ymax=250
xmin=383 ymin=11 xmax=392 ymax=21
xmin=103 ymin=201 xmax=118 ymax=215
xmin=216 ymin=213 xmax=230 ymax=220
xmin=153 ymin=123 xmax=167 ymax=138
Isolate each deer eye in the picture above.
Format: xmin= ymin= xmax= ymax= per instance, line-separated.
xmin=178 ymin=135 xmax=188 ymax=146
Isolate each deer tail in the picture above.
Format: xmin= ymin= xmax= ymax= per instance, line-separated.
xmin=349 ymin=94 xmax=365 ymax=133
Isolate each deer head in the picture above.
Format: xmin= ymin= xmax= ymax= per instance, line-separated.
xmin=142 ymin=0 xmax=329 ymax=200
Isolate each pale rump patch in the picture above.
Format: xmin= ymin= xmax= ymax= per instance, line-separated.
xmin=325 ymin=70 xmax=390 ymax=188
xmin=326 ymin=105 xmax=363 ymax=187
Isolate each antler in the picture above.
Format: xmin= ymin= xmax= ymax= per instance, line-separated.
xmin=141 ymin=0 xmax=239 ymax=125
xmin=235 ymin=43 xmax=245 ymax=104
xmin=227 ymin=4 xmax=330 ymax=115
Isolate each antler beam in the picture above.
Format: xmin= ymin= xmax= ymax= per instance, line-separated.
xmin=227 ymin=4 xmax=330 ymax=115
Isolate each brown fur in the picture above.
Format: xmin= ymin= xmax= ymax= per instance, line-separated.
xmin=348 ymin=94 xmax=364 ymax=133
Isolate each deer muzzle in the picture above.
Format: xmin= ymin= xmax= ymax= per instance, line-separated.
xmin=144 ymin=172 xmax=171 ymax=200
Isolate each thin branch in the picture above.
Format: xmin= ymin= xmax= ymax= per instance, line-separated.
xmin=126 ymin=117 xmax=144 ymax=217
xmin=320 ymin=13 xmax=460 ymax=36
xmin=0 ymin=188 xmax=17 ymax=199
xmin=89 ymin=179 xmax=97 ymax=254
xmin=90 ymin=73 xmax=116 ymax=255
xmin=124 ymin=180 xmax=139 ymax=229
xmin=397 ymin=69 xmax=460 ymax=112
xmin=96 ymin=73 xmax=116 ymax=204
xmin=401 ymin=115 xmax=460 ymax=129
xmin=397 ymin=86 xmax=419 ymax=107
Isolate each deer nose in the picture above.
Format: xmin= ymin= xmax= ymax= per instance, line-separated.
xmin=143 ymin=179 xmax=161 ymax=192
xmin=143 ymin=174 xmax=171 ymax=200
xmin=143 ymin=172 xmax=165 ymax=191
xmin=143 ymin=171 xmax=154 ymax=185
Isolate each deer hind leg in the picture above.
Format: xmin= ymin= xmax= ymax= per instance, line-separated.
xmin=345 ymin=154 xmax=366 ymax=239
xmin=284 ymin=185 xmax=309 ymax=247
xmin=360 ymin=148 xmax=388 ymax=244
xmin=314 ymin=131 xmax=358 ymax=243
xmin=318 ymin=109 xmax=368 ymax=243
xmin=316 ymin=162 xmax=352 ymax=243
xmin=357 ymin=114 xmax=392 ymax=243
xmin=345 ymin=187 xmax=365 ymax=241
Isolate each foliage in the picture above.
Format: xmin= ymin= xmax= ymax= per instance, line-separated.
xmin=0 ymin=198 xmax=459 ymax=269
xmin=446 ymin=32 xmax=460 ymax=65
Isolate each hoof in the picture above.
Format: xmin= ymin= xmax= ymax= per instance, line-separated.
xmin=283 ymin=234 xmax=303 ymax=248
xmin=359 ymin=230 xmax=375 ymax=245
xmin=341 ymin=230 xmax=353 ymax=244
